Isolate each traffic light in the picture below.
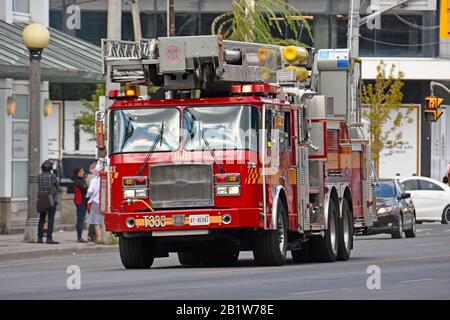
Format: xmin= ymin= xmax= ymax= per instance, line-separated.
xmin=425 ymin=96 xmax=444 ymax=122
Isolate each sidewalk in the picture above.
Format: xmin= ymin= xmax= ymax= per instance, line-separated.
xmin=0 ymin=229 xmax=118 ymax=262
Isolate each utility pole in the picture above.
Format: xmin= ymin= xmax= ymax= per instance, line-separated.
xmin=347 ymin=0 xmax=410 ymax=124
xmin=167 ymin=0 xmax=175 ymax=37
xmin=22 ymin=24 xmax=50 ymax=243
xmin=130 ymin=0 xmax=142 ymax=41
xmin=103 ymin=0 xmax=122 ymax=244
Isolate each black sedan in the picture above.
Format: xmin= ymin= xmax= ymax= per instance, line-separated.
xmin=370 ymin=178 xmax=416 ymax=239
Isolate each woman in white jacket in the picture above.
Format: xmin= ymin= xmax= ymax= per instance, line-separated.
xmin=86 ymin=168 xmax=102 ymax=242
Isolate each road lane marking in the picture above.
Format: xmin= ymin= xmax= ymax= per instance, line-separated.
xmin=413 ymin=242 xmax=441 ymax=247
xmin=417 ymin=229 xmax=433 ymax=232
xmin=400 ymin=279 xmax=433 ymax=284
xmin=290 ymin=289 xmax=332 ymax=296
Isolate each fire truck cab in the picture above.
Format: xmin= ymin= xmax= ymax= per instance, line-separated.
xmin=99 ymin=36 xmax=376 ymax=268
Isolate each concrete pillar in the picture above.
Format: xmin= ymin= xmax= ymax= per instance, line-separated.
xmin=312 ymin=15 xmax=330 ymax=50
xmin=0 ymin=198 xmax=11 ymax=234
xmin=0 ymin=79 xmax=13 ymax=234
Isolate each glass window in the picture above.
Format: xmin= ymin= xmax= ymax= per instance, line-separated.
xmin=12 ymin=162 xmax=28 ymax=198
xmin=111 ymin=108 xmax=180 ymax=154
xmin=376 ymin=181 xmax=396 ymax=198
xmin=13 ymin=0 xmax=29 ymax=14
xmin=359 ymin=14 xmax=432 ymax=57
xmin=419 ymin=180 xmax=444 ymax=191
xmin=401 ymin=179 xmax=419 ymax=191
xmin=13 ymin=94 xmax=28 ymax=119
xmin=183 ymin=106 xmax=260 ymax=151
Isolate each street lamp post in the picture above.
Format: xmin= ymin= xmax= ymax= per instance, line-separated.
xmin=22 ymin=23 xmax=50 ymax=243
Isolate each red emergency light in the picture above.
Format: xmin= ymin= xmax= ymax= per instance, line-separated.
xmin=230 ymin=83 xmax=280 ymax=95
xmin=108 ymin=87 xmax=138 ymax=100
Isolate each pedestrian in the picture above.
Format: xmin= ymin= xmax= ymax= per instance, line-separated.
xmin=85 ymin=161 xmax=97 ymax=241
xmin=443 ymin=175 xmax=449 ymax=185
xmin=86 ymin=168 xmax=102 ymax=243
xmin=72 ymin=167 xmax=88 ymax=243
xmin=37 ymin=160 xmax=59 ymax=244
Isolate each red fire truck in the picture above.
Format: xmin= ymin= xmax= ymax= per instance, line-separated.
xmin=97 ymin=36 xmax=376 ymax=268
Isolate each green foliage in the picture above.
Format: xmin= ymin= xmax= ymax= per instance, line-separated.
xmin=77 ymin=83 xmax=105 ymax=140
xmin=362 ymin=61 xmax=414 ymax=175
xmin=78 ymin=84 xmax=158 ymax=140
xmin=211 ymin=0 xmax=313 ymax=47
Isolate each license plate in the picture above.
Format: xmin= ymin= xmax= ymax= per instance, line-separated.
xmin=189 ymin=215 xmax=210 ymax=226
xmin=172 ymin=215 xmax=185 ymax=226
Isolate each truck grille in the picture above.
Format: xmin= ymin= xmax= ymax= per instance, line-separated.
xmin=149 ymin=164 xmax=214 ymax=209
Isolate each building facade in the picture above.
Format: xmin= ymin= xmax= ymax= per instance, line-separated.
xmin=0 ymin=0 xmax=103 ymax=233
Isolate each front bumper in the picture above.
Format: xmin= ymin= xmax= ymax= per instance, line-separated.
xmin=369 ymin=214 xmax=400 ymax=234
xmin=104 ymin=208 xmax=262 ymax=233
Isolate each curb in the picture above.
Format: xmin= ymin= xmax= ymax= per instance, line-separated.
xmin=0 ymin=245 xmax=118 ymax=262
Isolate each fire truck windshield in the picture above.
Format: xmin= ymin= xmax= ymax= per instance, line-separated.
xmin=183 ymin=105 xmax=260 ymax=151
xmin=111 ymin=108 xmax=180 ymax=154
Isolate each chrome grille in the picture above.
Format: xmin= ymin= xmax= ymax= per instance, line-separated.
xmin=149 ymin=164 xmax=214 ymax=208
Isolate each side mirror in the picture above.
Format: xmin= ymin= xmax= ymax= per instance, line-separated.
xmin=95 ymin=111 xmax=105 ymax=149
xmin=399 ymin=193 xmax=411 ymax=200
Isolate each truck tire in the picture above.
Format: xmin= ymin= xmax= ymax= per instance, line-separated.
xmin=119 ymin=236 xmax=155 ymax=269
xmin=337 ymin=199 xmax=353 ymax=261
xmin=178 ymin=252 xmax=201 ymax=266
xmin=253 ymin=200 xmax=288 ymax=266
xmin=442 ymin=205 xmax=450 ymax=224
xmin=391 ymin=215 xmax=404 ymax=239
xmin=405 ymin=214 xmax=416 ymax=238
xmin=291 ymin=242 xmax=313 ymax=263
xmin=310 ymin=200 xmax=339 ymax=262
xmin=199 ymin=251 xmax=240 ymax=267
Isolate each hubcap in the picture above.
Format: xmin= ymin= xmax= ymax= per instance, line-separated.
xmin=446 ymin=208 xmax=450 ymax=222
xmin=343 ymin=211 xmax=350 ymax=249
xmin=278 ymin=214 xmax=286 ymax=253
xmin=329 ymin=212 xmax=337 ymax=253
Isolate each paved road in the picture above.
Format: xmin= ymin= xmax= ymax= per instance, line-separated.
xmin=1 ymin=224 xmax=450 ymax=299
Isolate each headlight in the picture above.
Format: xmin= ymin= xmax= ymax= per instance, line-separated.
xmin=123 ymin=189 xmax=148 ymax=199
xmin=216 ymin=186 xmax=228 ymax=196
xmin=377 ymin=207 xmax=397 ymax=215
xmin=227 ymin=186 xmax=240 ymax=195
xmin=215 ymin=186 xmax=240 ymax=196
xmin=134 ymin=189 xmax=148 ymax=198
xmin=123 ymin=189 xmax=135 ymax=198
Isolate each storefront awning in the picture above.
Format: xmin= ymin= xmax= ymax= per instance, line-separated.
xmin=0 ymin=20 xmax=104 ymax=83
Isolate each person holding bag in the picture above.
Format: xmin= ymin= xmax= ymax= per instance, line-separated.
xmin=37 ymin=160 xmax=59 ymax=244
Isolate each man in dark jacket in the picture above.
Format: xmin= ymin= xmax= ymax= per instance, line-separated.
xmin=37 ymin=160 xmax=59 ymax=244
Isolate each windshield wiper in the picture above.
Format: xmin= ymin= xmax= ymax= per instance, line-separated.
xmin=137 ymin=122 xmax=164 ymax=175
xmin=189 ymin=114 xmax=225 ymax=173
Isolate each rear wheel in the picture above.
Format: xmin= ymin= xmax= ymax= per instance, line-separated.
xmin=405 ymin=214 xmax=416 ymax=238
xmin=337 ymin=199 xmax=353 ymax=261
xmin=253 ymin=200 xmax=288 ymax=266
xmin=119 ymin=236 xmax=155 ymax=269
xmin=178 ymin=252 xmax=201 ymax=266
xmin=310 ymin=200 xmax=339 ymax=262
xmin=391 ymin=215 xmax=404 ymax=239
xmin=442 ymin=205 xmax=450 ymax=224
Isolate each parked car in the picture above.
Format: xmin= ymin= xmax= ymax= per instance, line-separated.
xmin=399 ymin=176 xmax=450 ymax=224
xmin=371 ymin=178 xmax=416 ymax=239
